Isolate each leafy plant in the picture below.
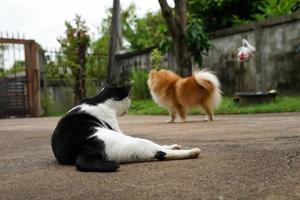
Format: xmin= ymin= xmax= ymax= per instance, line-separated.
xmin=185 ymin=18 xmax=212 ymax=66
xmin=188 ymin=0 xmax=261 ymax=32
xmin=130 ymin=69 xmax=150 ymax=99
xmin=232 ymin=0 xmax=300 ymax=26
xmin=41 ymin=89 xmax=54 ymax=116
xmin=45 ymin=52 xmax=70 ymax=80
xmin=58 ymin=15 xmax=90 ymax=104
xmin=232 ymin=15 xmax=251 ymax=26
xmin=123 ymin=8 xmax=168 ymax=49
xmin=150 ymin=48 xmax=164 ymax=70
xmin=253 ymin=0 xmax=300 ymax=21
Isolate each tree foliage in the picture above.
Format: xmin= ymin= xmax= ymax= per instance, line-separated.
xmin=123 ymin=7 xmax=168 ymax=49
xmin=188 ymin=0 xmax=261 ymax=32
xmin=188 ymin=0 xmax=300 ymax=32
xmin=95 ymin=4 xmax=168 ymax=50
xmin=185 ymin=18 xmax=212 ymax=66
xmin=253 ymin=0 xmax=300 ymax=21
xmin=58 ymin=15 xmax=90 ymax=104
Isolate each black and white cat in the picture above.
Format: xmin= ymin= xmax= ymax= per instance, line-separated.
xmin=51 ymin=84 xmax=201 ymax=172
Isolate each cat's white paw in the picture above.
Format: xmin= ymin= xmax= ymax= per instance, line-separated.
xmin=189 ymin=148 xmax=201 ymax=158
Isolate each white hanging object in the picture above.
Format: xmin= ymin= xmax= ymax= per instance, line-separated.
xmin=237 ymin=39 xmax=256 ymax=62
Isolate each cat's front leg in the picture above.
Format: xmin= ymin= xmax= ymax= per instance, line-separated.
xmin=155 ymin=148 xmax=201 ymax=161
xmin=162 ymin=144 xmax=182 ymax=150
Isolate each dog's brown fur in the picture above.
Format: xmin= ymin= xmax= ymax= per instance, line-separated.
xmin=148 ymin=69 xmax=222 ymax=123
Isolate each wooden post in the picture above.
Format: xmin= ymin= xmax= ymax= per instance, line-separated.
xmin=107 ymin=0 xmax=122 ymax=86
xmin=24 ymin=41 xmax=43 ymax=117
xmin=254 ymin=25 xmax=263 ymax=91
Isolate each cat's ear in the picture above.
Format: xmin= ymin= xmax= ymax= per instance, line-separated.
xmin=120 ymin=81 xmax=133 ymax=90
xmin=98 ymin=80 xmax=132 ymax=95
xmin=98 ymin=81 xmax=106 ymax=90
xmin=98 ymin=81 xmax=112 ymax=93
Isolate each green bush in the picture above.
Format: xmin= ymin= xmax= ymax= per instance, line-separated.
xmin=130 ymin=69 xmax=151 ymax=100
xmin=254 ymin=0 xmax=299 ymax=21
xmin=185 ymin=18 xmax=212 ymax=66
xmin=150 ymin=48 xmax=164 ymax=70
xmin=41 ymin=89 xmax=54 ymax=116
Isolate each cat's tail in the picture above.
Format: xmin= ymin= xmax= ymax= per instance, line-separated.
xmin=75 ymin=153 xmax=119 ymax=172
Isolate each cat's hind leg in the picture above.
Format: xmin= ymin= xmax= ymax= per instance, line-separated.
xmin=94 ymin=128 xmax=200 ymax=164
xmin=75 ymin=137 xmax=119 ymax=172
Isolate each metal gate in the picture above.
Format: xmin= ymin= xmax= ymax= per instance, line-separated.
xmin=0 ymin=36 xmax=42 ymax=118
xmin=0 ymin=76 xmax=28 ymax=117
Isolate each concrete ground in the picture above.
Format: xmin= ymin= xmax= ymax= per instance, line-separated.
xmin=0 ymin=113 xmax=300 ymax=200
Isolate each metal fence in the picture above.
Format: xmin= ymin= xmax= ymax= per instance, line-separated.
xmin=43 ymin=48 xmax=109 ymax=87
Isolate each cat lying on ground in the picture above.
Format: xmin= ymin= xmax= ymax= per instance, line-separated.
xmin=51 ymin=83 xmax=200 ymax=172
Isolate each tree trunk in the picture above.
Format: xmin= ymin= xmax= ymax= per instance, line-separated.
xmin=107 ymin=0 xmax=122 ymax=86
xmin=74 ymin=67 xmax=85 ymax=105
xmin=74 ymin=31 xmax=87 ymax=105
xmin=158 ymin=0 xmax=191 ymax=77
xmin=174 ymin=37 xmax=191 ymax=77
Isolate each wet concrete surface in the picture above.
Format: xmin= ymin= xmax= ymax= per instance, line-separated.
xmin=0 ymin=113 xmax=300 ymax=200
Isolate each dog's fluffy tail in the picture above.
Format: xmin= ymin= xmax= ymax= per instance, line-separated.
xmin=194 ymin=69 xmax=222 ymax=108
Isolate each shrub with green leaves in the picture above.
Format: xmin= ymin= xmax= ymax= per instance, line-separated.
xmin=185 ymin=18 xmax=212 ymax=66
xmin=253 ymin=0 xmax=300 ymax=21
xmin=130 ymin=69 xmax=150 ymax=100
xmin=233 ymin=0 xmax=300 ymax=26
xmin=41 ymin=89 xmax=54 ymax=116
xmin=150 ymin=48 xmax=164 ymax=70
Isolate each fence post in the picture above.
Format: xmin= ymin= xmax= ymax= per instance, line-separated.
xmin=254 ymin=25 xmax=263 ymax=91
xmin=24 ymin=41 xmax=43 ymax=117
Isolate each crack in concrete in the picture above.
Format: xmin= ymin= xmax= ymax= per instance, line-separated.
xmin=287 ymin=152 xmax=299 ymax=168
xmin=275 ymin=135 xmax=300 ymax=141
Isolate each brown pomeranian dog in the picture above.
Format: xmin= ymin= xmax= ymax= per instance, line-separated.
xmin=148 ymin=69 xmax=222 ymax=123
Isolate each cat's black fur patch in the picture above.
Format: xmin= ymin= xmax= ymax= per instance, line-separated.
xmin=51 ymin=111 xmax=111 ymax=165
xmin=80 ymin=84 xmax=131 ymax=105
xmin=75 ymin=137 xmax=119 ymax=172
xmin=155 ymin=151 xmax=166 ymax=161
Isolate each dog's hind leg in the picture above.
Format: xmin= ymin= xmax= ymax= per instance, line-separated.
xmin=177 ymin=106 xmax=187 ymax=122
xmin=200 ymin=101 xmax=214 ymax=121
xmin=166 ymin=108 xmax=177 ymax=123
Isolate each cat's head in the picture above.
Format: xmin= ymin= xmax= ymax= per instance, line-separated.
xmin=81 ymin=83 xmax=131 ymax=116
xmin=102 ymin=84 xmax=131 ymax=116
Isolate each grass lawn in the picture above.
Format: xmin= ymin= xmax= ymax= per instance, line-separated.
xmin=128 ymin=96 xmax=300 ymax=115
xmin=44 ymin=96 xmax=300 ymax=117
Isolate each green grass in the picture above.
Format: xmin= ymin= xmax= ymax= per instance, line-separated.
xmin=44 ymin=96 xmax=300 ymax=117
xmin=128 ymin=96 xmax=300 ymax=115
